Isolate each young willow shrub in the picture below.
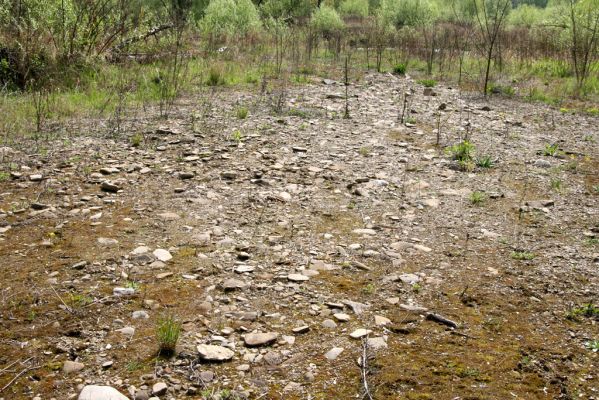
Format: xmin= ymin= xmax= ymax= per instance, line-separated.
xmin=310 ymin=5 xmax=345 ymax=37
xmin=340 ymin=0 xmax=369 ymax=18
xmin=201 ymin=0 xmax=262 ymax=38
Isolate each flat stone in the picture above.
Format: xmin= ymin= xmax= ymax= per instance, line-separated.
xmin=412 ymin=244 xmax=432 ymax=252
xmin=292 ymin=325 xmax=310 ymax=334
xmin=367 ymin=337 xmax=388 ymax=351
xmin=352 ymin=228 xmax=377 ymax=236
xmin=132 ymin=310 xmax=149 ymax=319
xmin=29 ymin=174 xmax=43 ymax=182
xmin=321 ymin=319 xmax=337 ymax=329
xmin=288 ymin=273 xmax=309 ymax=282
xmin=113 ymin=287 xmax=135 ymax=296
xmin=234 ymin=265 xmax=255 ymax=273
xmin=333 ymin=313 xmax=351 ymax=322
xmin=197 ymin=344 xmax=235 ymax=361
xmin=350 ymin=329 xmax=372 ymax=339
xmin=78 ymin=385 xmax=128 ymax=400
xmin=156 ymin=272 xmax=173 ymax=279
xmin=152 ymin=382 xmax=168 ymax=396
xmin=244 ymin=332 xmax=278 ymax=347
xmin=325 ymin=347 xmax=344 ymax=360
xmin=116 ymin=326 xmax=135 ymax=336
xmin=101 ymin=180 xmax=121 ymax=192
xmin=63 ymin=360 xmax=85 ymax=374
xmin=157 ymin=212 xmax=180 ymax=221
xmin=374 ymin=315 xmax=391 ymax=326
xmin=153 ymin=249 xmax=172 ymax=262
xmin=399 ymin=273 xmax=420 ymax=284
xmin=399 ymin=304 xmax=429 ymax=313
xmin=221 ymin=171 xmax=238 ymax=180
xmin=343 ymin=300 xmax=370 ymax=314
xmin=98 ymin=237 xmax=119 ymax=247
xmin=223 ymin=278 xmax=246 ymax=291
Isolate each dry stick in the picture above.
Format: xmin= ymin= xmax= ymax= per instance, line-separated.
xmin=50 ymin=285 xmax=73 ymax=314
xmin=361 ymin=338 xmax=374 ymax=400
xmin=0 ymin=362 xmax=40 ymax=393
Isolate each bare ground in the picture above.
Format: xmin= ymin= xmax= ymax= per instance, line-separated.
xmin=0 ymin=73 xmax=597 ymax=400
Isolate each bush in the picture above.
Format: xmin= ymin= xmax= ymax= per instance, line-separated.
xmin=201 ymin=0 xmax=262 ymax=37
xmin=417 ymin=78 xmax=437 ymax=87
xmin=261 ymin=0 xmax=312 ymax=19
xmin=340 ymin=0 xmax=369 ymax=17
xmin=379 ymin=0 xmax=436 ymax=29
xmin=393 ymin=63 xmax=407 ymax=75
xmin=310 ymin=5 xmax=345 ymax=37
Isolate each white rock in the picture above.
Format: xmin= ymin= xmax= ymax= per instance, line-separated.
xmin=350 ymin=329 xmax=372 ymax=339
xmin=78 ymin=385 xmax=128 ymax=400
xmin=153 ymin=249 xmax=172 ymax=262
xmin=324 ymin=347 xmax=344 ymax=360
xmin=197 ymin=344 xmax=235 ymax=361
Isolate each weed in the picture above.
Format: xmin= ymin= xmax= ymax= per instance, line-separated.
xmin=236 ymin=106 xmax=248 ymax=120
xmin=470 ymin=191 xmax=485 ymax=205
xmin=125 ymin=281 xmax=140 ymax=290
xmin=362 ymin=283 xmax=376 ymax=295
xmin=231 ymin=130 xmax=242 ymax=143
xmin=417 ymin=79 xmax=437 ymax=88
xmin=412 ymin=283 xmax=422 ymax=293
xmin=0 ymin=171 xmax=9 ymax=181
xmin=593 ymin=185 xmax=599 ymax=194
xmin=550 ymin=178 xmax=563 ymax=192
xmin=405 ymin=116 xmax=417 ymax=125
xmin=393 ymin=63 xmax=407 ymax=75
xmin=156 ymin=314 xmax=182 ymax=356
xmin=130 ymin=133 xmax=143 ymax=147
xmin=476 ymin=155 xmax=494 ymax=168
xmin=566 ymin=303 xmax=599 ymax=321
xmin=542 ymin=143 xmax=559 ymax=157
xmin=359 ymin=147 xmax=371 ymax=157
xmin=511 ymin=251 xmax=535 ymax=261
xmin=126 ymin=360 xmax=144 ymax=372
xmin=585 ymin=238 xmax=599 ymax=246
xmin=287 ymin=108 xmax=308 ymax=118
xmin=583 ymin=134 xmax=595 ymax=143
xmin=587 ymin=340 xmax=599 ymax=352
xmin=206 ymin=68 xmax=225 ymax=86
xmin=447 ymin=140 xmax=475 ymax=162
xmin=68 ymin=293 xmax=93 ymax=308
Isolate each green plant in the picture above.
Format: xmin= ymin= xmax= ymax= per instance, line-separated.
xmin=206 ymin=68 xmax=225 ymax=87
xmin=587 ymin=340 xmax=599 ymax=352
xmin=68 ymin=293 xmax=93 ymax=308
xmin=470 ymin=191 xmax=485 ymax=205
xmin=412 ymin=283 xmax=422 ymax=293
xmin=476 ymin=155 xmax=494 ymax=168
xmin=359 ymin=146 xmax=371 ymax=156
xmin=201 ymin=0 xmax=262 ymax=37
xmin=550 ymin=178 xmax=563 ymax=192
xmin=511 ymin=251 xmax=535 ymax=261
xmin=156 ymin=314 xmax=182 ymax=356
xmin=417 ymin=79 xmax=437 ymax=88
xmin=126 ymin=360 xmax=144 ymax=372
xmin=310 ymin=5 xmax=345 ymax=37
xmin=362 ymin=283 xmax=376 ymax=295
xmin=339 ymin=0 xmax=369 ymax=17
xmin=542 ymin=143 xmax=559 ymax=156
xmin=231 ymin=130 xmax=242 ymax=143
xmin=130 ymin=133 xmax=143 ymax=147
xmin=447 ymin=140 xmax=475 ymax=162
xmin=566 ymin=303 xmax=599 ymax=321
xmin=585 ymin=238 xmax=599 ymax=246
xmin=0 ymin=171 xmax=9 ymax=181
xmin=393 ymin=63 xmax=407 ymax=75
xmin=125 ymin=281 xmax=140 ymax=290
xmin=236 ymin=106 xmax=248 ymax=119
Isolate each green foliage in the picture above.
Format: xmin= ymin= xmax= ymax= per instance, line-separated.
xmin=236 ymin=106 xmax=248 ymax=119
xmin=379 ymin=0 xmax=437 ymax=29
xmin=508 ymin=4 xmax=545 ymax=28
xmin=393 ymin=63 xmax=407 ymax=75
xmin=476 ymin=155 xmax=494 ymax=168
xmin=566 ymin=303 xmax=599 ymax=321
xmin=417 ymin=78 xmax=437 ymax=87
xmin=340 ymin=0 xmax=369 ymax=17
xmin=261 ymin=0 xmax=312 ymax=19
xmin=130 ymin=133 xmax=143 ymax=147
xmin=511 ymin=251 xmax=535 ymax=260
xmin=447 ymin=140 xmax=475 ymax=162
xmin=206 ymin=67 xmax=225 ymax=86
xmin=156 ymin=314 xmax=182 ymax=356
xmin=470 ymin=191 xmax=486 ymax=204
xmin=201 ymin=0 xmax=262 ymax=37
xmin=542 ymin=143 xmax=559 ymax=156
xmin=310 ymin=5 xmax=345 ymax=36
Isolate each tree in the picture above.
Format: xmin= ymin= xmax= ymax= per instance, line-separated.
xmin=567 ymin=0 xmax=599 ymax=92
xmin=472 ymin=0 xmax=512 ymax=95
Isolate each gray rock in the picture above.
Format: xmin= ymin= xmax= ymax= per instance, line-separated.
xmin=152 ymin=249 xmax=172 ymax=262
xmin=63 ymin=360 xmax=85 ymax=374
xmin=321 ymin=319 xmax=337 ymax=329
xmin=197 ymin=344 xmax=235 ymax=361
xmin=223 ymin=278 xmax=246 ymax=291
xmin=132 ymin=310 xmax=149 ymax=319
xmin=152 ymin=382 xmax=168 ymax=396
xmin=244 ymin=332 xmax=278 ymax=347
xmin=101 ymin=180 xmax=121 ymax=193
xmin=78 ymin=385 xmax=128 ymax=400
xmin=324 ymin=347 xmax=344 ymax=360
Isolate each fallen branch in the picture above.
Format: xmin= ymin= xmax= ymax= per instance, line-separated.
xmin=426 ymin=312 xmax=458 ymax=329
xmin=360 ymin=337 xmax=374 ymax=400
xmin=0 ymin=361 xmax=41 ymax=393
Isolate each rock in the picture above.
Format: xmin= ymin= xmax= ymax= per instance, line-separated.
xmin=412 ymin=244 xmax=432 ymax=252
xmin=197 ymin=344 xmax=235 ymax=361
xmin=153 ymin=249 xmax=172 ymax=262
xmin=152 ymin=382 xmax=168 ymax=396
xmin=63 ymin=360 xmax=85 ymax=373
xmin=98 ymin=237 xmax=119 ymax=247
xmin=221 ymin=171 xmax=238 ymax=180
xmin=334 ymin=313 xmax=351 ymax=322
xmin=199 ymin=371 xmax=214 ymax=382
xmin=325 ymin=347 xmax=344 ymax=360
xmin=179 ymin=172 xmax=194 ymax=180
xmin=156 ymin=272 xmax=173 ymax=279
xmin=132 ymin=310 xmax=149 ymax=319
xmin=399 ymin=273 xmax=420 ymax=284
xmin=157 ymin=212 xmax=180 ymax=221
xmin=343 ymin=300 xmax=370 ymax=314
xmin=288 ymin=273 xmax=309 ymax=282
xmin=78 ymin=385 xmax=128 ymax=400
xmin=399 ymin=304 xmax=429 ymax=313
xmin=113 ymin=287 xmax=135 ymax=296
xmin=263 ymin=351 xmax=283 ymax=366
xmin=292 ymin=325 xmax=310 ymax=334
xmin=534 ymin=159 xmax=552 ymax=168
xmin=374 ymin=315 xmax=391 ymax=326
xmin=134 ymin=390 xmax=150 ymax=400
xmin=321 ymin=319 xmax=337 ymax=329
xmin=350 ymin=329 xmax=372 ymax=339
xmin=101 ymin=181 xmax=121 ymax=193
xmin=29 ymin=174 xmax=43 ymax=182
xmin=352 ymin=228 xmax=377 ymax=236
xmin=116 ymin=326 xmax=135 ymax=336
xmin=244 ymin=332 xmax=278 ymax=347
xmin=223 ymin=278 xmax=246 ymax=291
xmin=234 ymin=265 xmax=255 ymax=273
xmin=423 ymin=87 xmax=436 ymax=96
xmin=367 ymin=337 xmax=388 ymax=351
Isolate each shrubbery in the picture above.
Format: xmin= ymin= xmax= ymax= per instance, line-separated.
xmin=340 ymin=0 xmax=369 ymax=17
xmin=201 ymin=0 xmax=262 ymax=37
xmin=310 ymin=5 xmax=345 ymax=37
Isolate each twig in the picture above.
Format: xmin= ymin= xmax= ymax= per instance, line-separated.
xmin=361 ymin=337 xmax=374 ymax=400
xmin=426 ymin=312 xmax=459 ymax=329
xmin=0 ymin=362 xmax=41 ymax=393
xmin=50 ymin=285 xmax=73 ymax=314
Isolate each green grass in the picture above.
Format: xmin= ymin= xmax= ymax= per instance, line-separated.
xmin=447 ymin=140 xmax=475 ymax=162
xmin=566 ymin=303 xmax=599 ymax=321
xmin=511 ymin=251 xmax=535 ymax=261
xmin=417 ymin=79 xmax=437 ymax=88
xmin=393 ymin=63 xmax=407 ymax=75
xmin=156 ymin=314 xmax=182 ymax=356
xmin=476 ymin=155 xmax=494 ymax=169
xmin=236 ymin=106 xmax=248 ymax=119
xmin=542 ymin=143 xmax=560 ymax=157
xmin=470 ymin=191 xmax=486 ymax=205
